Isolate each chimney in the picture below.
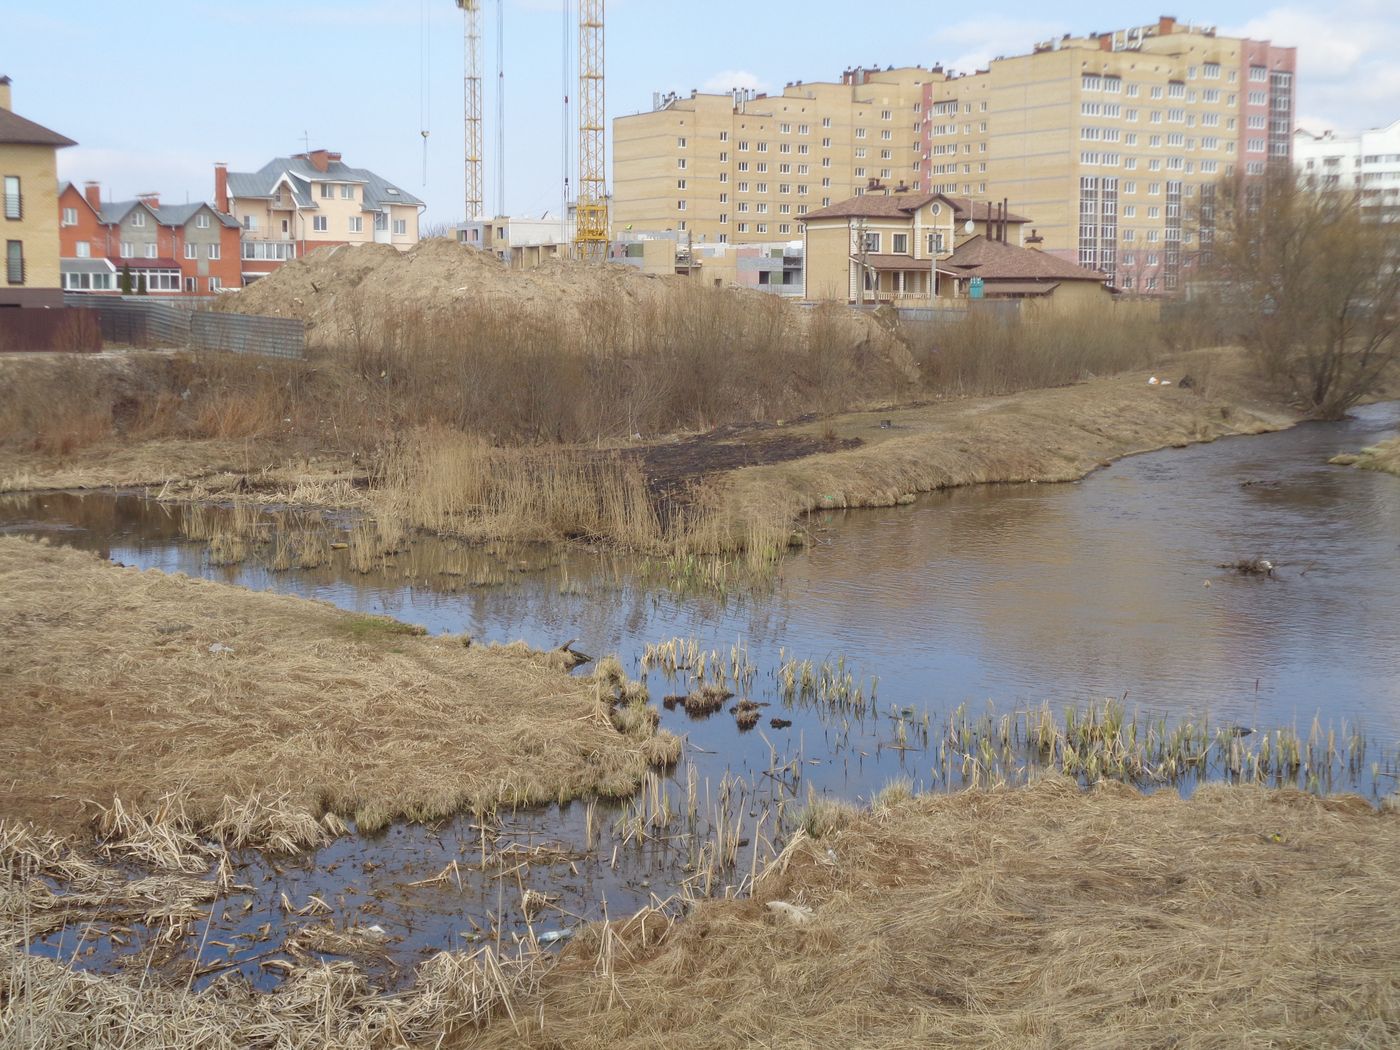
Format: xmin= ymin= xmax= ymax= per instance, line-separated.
xmin=214 ymin=163 xmax=229 ymax=213
xmin=1099 ymin=35 xmax=1113 ymax=52
xmin=1002 ymin=197 xmax=1010 ymax=242
xmin=1026 ymin=228 xmax=1044 ymax=249
xmin=1158 ymin=15 xmax=1177 ymax=34
xmin=137 ymin=192 xmax=160 ymax=211
xmin=84 ymin=181 xmax=102 ymax=212
xmin=305 ymin=148 xmax=332 ymax=172
xmin=0 ymin=75 xmax=11 ymax=111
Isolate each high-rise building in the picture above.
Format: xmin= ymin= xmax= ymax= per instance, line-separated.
xmin=613 ymin=68 xmax=931 ymax=247
xmin=613 ymin=17 xmax=1296 ymax=295
xmin=1294 ymin=120 xmax=1400 ymax=223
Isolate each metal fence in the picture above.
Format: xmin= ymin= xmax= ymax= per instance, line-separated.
xmin=62 ymin=295 xmax=303 ymax=359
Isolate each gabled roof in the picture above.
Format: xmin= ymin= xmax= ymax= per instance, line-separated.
xmin=100 ymin=199 xmax=160 ymax=226
xmin=0 ymin=107 xmax=76 ymax=147
xmin=938 ymin=236 xmax=1107 ymax=282
xmin=803 ymin=192 xmax=939 ymax=221
xmin=155 ymin=201 xmax=240 ymax=229
xmin=227 ymin=155 xmax=424 ymax=210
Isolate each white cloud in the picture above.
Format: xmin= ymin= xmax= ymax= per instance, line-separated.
xmin=929 ymin=15 xmax=1062 ymax=76
xmin=1224 ymin=4 xmax=1400 ymax=132
xmin=701 ymin=70 xmax=770 ymax=94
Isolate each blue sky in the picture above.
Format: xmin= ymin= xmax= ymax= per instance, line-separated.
xmin=3 ymin=0 xmax=1397 ymax=225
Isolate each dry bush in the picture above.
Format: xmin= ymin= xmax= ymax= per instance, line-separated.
xmin=911 ymin=305 xmax=1162 ymax=397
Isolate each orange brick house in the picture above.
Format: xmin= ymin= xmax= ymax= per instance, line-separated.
xmin=59 ymin=181 xmax=241 ymax=295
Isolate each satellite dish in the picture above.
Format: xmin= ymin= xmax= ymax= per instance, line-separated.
xmin=963 ymin=219 xmax=976 ymax=234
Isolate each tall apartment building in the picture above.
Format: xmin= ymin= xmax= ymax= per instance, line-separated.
xmin=614 ymin=16 xmax=1296 ymax=294
xmin=614 ymin=67 xmax=932 ymax=246
xmin=923 ymin=16 xmax=1295 ymax=293
xmin=1295 ymin=120 xmax=1400 ymax=222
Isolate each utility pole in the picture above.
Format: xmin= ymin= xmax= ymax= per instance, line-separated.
xmin=855 ymin=216 xmax=870 ymax=307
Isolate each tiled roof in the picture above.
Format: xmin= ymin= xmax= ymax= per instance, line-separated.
xmin=857 ymin=253 xmax=936 ymax=271
xmin=938 ymin=236 xmax=1107 ymax=282
xmin=803 ymin=192 xmax=938 ymax=220
xmin=0 ymin=107 xmax=75 ymax=147
xmin=227 ymin=156 xmax=424 ymax=210
xmin=99 ymin=200 xmax=156 ymax=225
xmin=156 ymin=202 xmax=240 ymax=229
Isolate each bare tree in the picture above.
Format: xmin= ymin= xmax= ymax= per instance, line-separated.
xmin=1196 ymin=171 xmax=1400 ymax=419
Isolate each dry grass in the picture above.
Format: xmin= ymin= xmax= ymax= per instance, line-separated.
xmin=1331 ymin=436 xmax=1400 ymax=477
xmin=455 ymin=777 xmax=1400 ymax=1050
xmin=709 ymin=351 xmax=1295 ymax=529
xmin=0 ymin=536 xmax=678 ymax=842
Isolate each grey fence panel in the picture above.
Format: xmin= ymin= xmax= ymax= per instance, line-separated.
xmin=190 ymin=311 xmax=304 ymax=360
xmin=62 ymin=295 xmax=303 ymax=359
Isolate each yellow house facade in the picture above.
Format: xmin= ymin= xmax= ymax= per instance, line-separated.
xmin=0 ymin=76 xmax=76 ymax=307
xmin=802 ymin=190 xmax=1030 ymax=303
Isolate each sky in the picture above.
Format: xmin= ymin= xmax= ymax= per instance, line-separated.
xmin=3 ymin=0 xmax=1398 ymax=227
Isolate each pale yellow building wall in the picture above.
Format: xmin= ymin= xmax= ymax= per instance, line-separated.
xmin=1 ymin=142 xmax=62 ymax=290
xmin=615 ymin=67 xmax=938 ymax=247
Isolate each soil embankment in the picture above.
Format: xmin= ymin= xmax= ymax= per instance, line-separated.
xmin=455 ymin=777 xmax=1400 ymax=1050
xmin=0 ymin=536 xmax=676 ymax=841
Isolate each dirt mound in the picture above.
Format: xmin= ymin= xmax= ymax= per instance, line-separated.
xmin=220 ymin=239 xmax=688 ymax=335
xmin=216 ymin=239 xmax=918 ymax=379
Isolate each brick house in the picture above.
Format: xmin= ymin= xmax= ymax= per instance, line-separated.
xmin=58 ymin=182 xmax=241 ymax=295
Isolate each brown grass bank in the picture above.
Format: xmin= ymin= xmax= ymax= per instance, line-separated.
xmin=1332 ymin=436 xmax=1400 ymax=477
xmin=455 ymin=777 xmax=1400 ymax=1050
xmin=0 ymin=537 xmax=677 ymax=842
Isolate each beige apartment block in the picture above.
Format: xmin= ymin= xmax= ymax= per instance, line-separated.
xmin=923 ymin=17 xmax=1295 ymax=294
xmin=0 ymin=76 xmax=76 ymax=306
xmin=617 ymin=17 xmax=1296 ymax=296
xmin=614 ymin=66 xmax=932 ymax=248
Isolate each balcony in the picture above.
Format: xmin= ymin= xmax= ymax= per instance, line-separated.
xmin=240 ymin=240 xmax=298 ymax=262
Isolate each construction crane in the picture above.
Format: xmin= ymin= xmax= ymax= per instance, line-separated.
xmin=456 ymin=0 xmax=483 ymax=220
xmin=574 ymin=0 xmax=608 ymax=259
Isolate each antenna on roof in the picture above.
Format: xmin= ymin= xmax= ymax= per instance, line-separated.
xmin=302 ymin=130 xmax=310 ymax=153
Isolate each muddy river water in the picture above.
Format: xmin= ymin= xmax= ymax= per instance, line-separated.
xmin=5 ymin=401 xmax=1399 ymax=989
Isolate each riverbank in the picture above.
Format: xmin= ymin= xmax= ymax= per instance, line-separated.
xmin=1332 ymin=435 xmax=1400 ymax=477
xmin=0 ymin=536 xmax=677 ymax=843
xmin=0 ymin=348 xmax=1300 ymax=553
xmin=7 ymin=778 xmax=1396 ymax=1048
xmin=452 ymin=777 xmax=1399 ymax=1050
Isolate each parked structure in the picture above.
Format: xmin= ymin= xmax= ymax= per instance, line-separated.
xmin=1295 ymin=120 xmax=1400 ymax=222
xmin=615 ymin=16 xmax=1296 ymax=295
xmin=58 ymin=182 xmax=241 ymax=295
xmin=0 ymin=75 xmax=75 ymax=307
xmin=220 ymin=150 xmax=424 ymax=283
xmin=802 ymin=188 xmax=1032 ymax=303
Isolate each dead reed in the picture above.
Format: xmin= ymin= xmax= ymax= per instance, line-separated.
xmin=456 ymin=777 xmax=1400 ymax=1049
xmin=0 ymin=536 xmax=678 ymax=844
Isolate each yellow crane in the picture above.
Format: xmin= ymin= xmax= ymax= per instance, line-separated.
xmin=455 ymin=0 xmax=483 ymax=220
xmin=574 ymin=0 xmax=608 ymax=259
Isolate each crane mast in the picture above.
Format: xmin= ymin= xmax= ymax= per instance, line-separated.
xmin=456 ymin=0 xmax=483 ymax=221
xmin=574 ymin=0 xmax=607 ymax=259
